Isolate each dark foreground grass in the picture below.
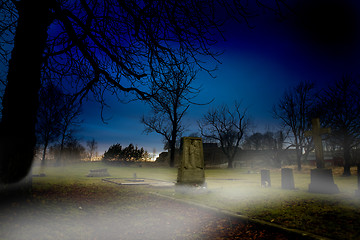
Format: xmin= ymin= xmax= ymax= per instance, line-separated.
xmin=0 ymin=172 xmax=297 ymax=240
xmin=1 ymin=162 xmax=359 ymax=239
xmin=156 ymin=167 xmax=360 ymax=240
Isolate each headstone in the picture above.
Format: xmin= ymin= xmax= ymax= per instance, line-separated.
xmin=260 ymin=169 xmax=271 ymax=188
xmin=305 ymin=118 xmax=339 ymax=194
xmin=309 ymin=169 xmax=339 ymax=194
xmin=176 ymin=137 xmax=205 ymax=187
xmin=87 ymin=168 xmax=110 ymax=177
xmin=281 ymin=168 xmax=295 ymax=190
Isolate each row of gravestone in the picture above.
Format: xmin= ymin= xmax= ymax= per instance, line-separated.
xmin=177 ymin=137 xmax=360 ymax=196
xmin=86 ymin=136 xmax=360 ymax=196
xmin=261 ymin=168 xmax=342 ymax=194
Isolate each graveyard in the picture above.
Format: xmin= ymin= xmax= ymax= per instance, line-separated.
xmin=1 ymin=160 xmax=359 ymax=240
xmin=3 ymin=1 xmax=360 ymax=239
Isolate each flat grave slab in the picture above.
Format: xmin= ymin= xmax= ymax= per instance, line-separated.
xmin=102 ymin=178 xmax=175 ymax=187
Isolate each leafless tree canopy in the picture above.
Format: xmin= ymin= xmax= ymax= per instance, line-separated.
xmin=199 ymin=101 xmax=249 ymax=168
xmin=86 ymin=138 xmax=98 ymax=161
xmin=1 ymin=0 xmax=292 ymax=99
xmin=320 ymin=75 xmax=360 ymax=176
xmin=0 ymin=0 xmax=291 ymax=183
xmin=272 ymin=80 xmax=317 ymax=171
xmin=142 ymin=62 xmax=199 ymax=167
xmin=42 ymin=0 xmax=229 ymax=101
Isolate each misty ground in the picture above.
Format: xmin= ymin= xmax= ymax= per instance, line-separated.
xmin=1 ymin=162 xmax=359 ymax=239
xmin=0 ymin=182 xmax=297 ymax=240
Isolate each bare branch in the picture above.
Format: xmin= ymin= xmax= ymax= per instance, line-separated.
xmin=199 ymin=101 xmax=249 ymax=168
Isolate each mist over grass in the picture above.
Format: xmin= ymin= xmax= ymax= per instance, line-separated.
xmin=1 ymin=162 xmax=360 ymax=239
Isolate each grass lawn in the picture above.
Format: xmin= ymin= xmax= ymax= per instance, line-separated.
xmin=2 ymin=162 xmax=360 ymax=239
xmin=158 ymin=166 xmax=360 ymax=240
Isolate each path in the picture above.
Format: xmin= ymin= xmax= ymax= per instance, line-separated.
xmin=0 ymin=183 xmax=311 ymax=240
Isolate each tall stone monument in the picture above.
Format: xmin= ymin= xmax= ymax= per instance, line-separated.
xmin=305 ymin=118 xmax=339 ymax=194
xmin=176 ymin=137 xmax=205 ymax=187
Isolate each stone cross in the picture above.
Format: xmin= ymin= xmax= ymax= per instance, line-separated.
xmin=305 ymin=118 xmax=331 ymax=168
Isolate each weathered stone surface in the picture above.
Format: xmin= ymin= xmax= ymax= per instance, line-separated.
xmin=260 ymin=170 xmax=271 ymax=188
xmin=281 ymin=168 xmax=295 ymax=190
xmin=177 ymin=137 xmax=205 ymax=187
xmin=304 ymin=118 xmax=331 ymax=169
xmin=308 ymin=168 xmax=339 ymax=194
xmin=87 ymin=168 xmax=110 ymax=177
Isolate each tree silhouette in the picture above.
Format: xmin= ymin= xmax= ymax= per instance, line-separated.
xmin=0 ymin=1 xmax=53 ymax=184
xmin=0 ymin=0 xmax=291 ymax=183
xmin=102 ymin=143 xmax=146 ymax=163
xmin=141 ymin=62 xmax=199 ymax=167
xmin=36 ymin=82 xmax=64 ymax=168
xmin=244 ymin=132 xmax=278 ymax=150
xmin=243 ymin=131 xmax=286 ymax=168
xmin=272 ymin=80 xmax=316 ymax=171
xmin=86 ymin=138 xmax=98 ymax=161
xmin=320 ymin=75 xmax=360 ymax=176
xmin=50 ymin=137 xmax=86 ymax=163
xmin=36 ymin=81 xmax=82 ymax=167
xmin=56 ymin=95 xmax=82 ymax=166
xmin=199 ymin=101 xmax=249 ymax=168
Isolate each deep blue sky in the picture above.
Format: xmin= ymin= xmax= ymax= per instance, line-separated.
xmin=77 ymin=1 xmax=360 ymax=156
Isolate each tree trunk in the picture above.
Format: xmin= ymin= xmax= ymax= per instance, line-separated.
xmin=41 ymin=142 xmax=48 ymax=167
xmin=227 ymin=148 xmax=236 ymax=168
xmin=0 ymin=1 xmax=52 ymax=184
xmin=343 ymin=147 xmax=352 ymax=176
xmin=57 ymin=130 xmax=66 ymax=166
xmin=169 ymin=139 xmax=176 ymax=168
xmin=227 ymin=158 xmax=233 ymax=168
xmin=169 ymin=127 xmax=177 ymax=167
xmin=296 ymin=146 xmax=302 ymax=171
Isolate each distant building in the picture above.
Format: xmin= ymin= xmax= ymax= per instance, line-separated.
xmin=156 ymin=142 xmax=351 ymax=168
xmin=306 ymin=151 xmax=344 ymax=167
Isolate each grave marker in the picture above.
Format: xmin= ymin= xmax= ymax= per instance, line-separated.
xmin=281 ymin=168 xmax=295 ymax=190
xmin=305 ymin=118 xmax=339 ymax=194
xmin=260 ymin=170 xmax=271 ymax=188
xmin=304 ymin=118 xmax=331 ymax=169
xmin=176 ymin=137 xmax=205 ymax=187
xmin=87 ymin=168 xmax=110 ymax=177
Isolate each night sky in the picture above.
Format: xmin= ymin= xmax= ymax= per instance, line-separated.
xmin=76 ymin=0 xmax=360 ymax=156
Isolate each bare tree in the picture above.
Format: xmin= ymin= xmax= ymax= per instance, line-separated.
xmin=199 ymin=101 xmax=249 ymax=168
xmin=244 ymin=131 xmax=280 ymax=150
xmin=56 ymin=96 xmax=82 ymax=166
xmin=36 ymin=82 xmax=64 ymax=167
xmin=50 ymin=136 xmax=86 ymax=163
xmin=272 ymin=80 xmax=316 ymax=171
xmin=320 ymin=75 xmax=360 ymax=176
xmin=0 ymin=1 xmax=16 ymax=90
xmin=86 ymin=138 xmax=98 ymax=161
xmin=142 ymin=62 xmax=199 ymax=167
xmin=0 ymin=0 xmax=291 ymax=184
xmin=0 ymin=1 xmax=52 ymax=184
xmin=243 ymin=130 xmax=286 ymax=168
xmin=244 ymin=132 xmax=264 ymax=150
